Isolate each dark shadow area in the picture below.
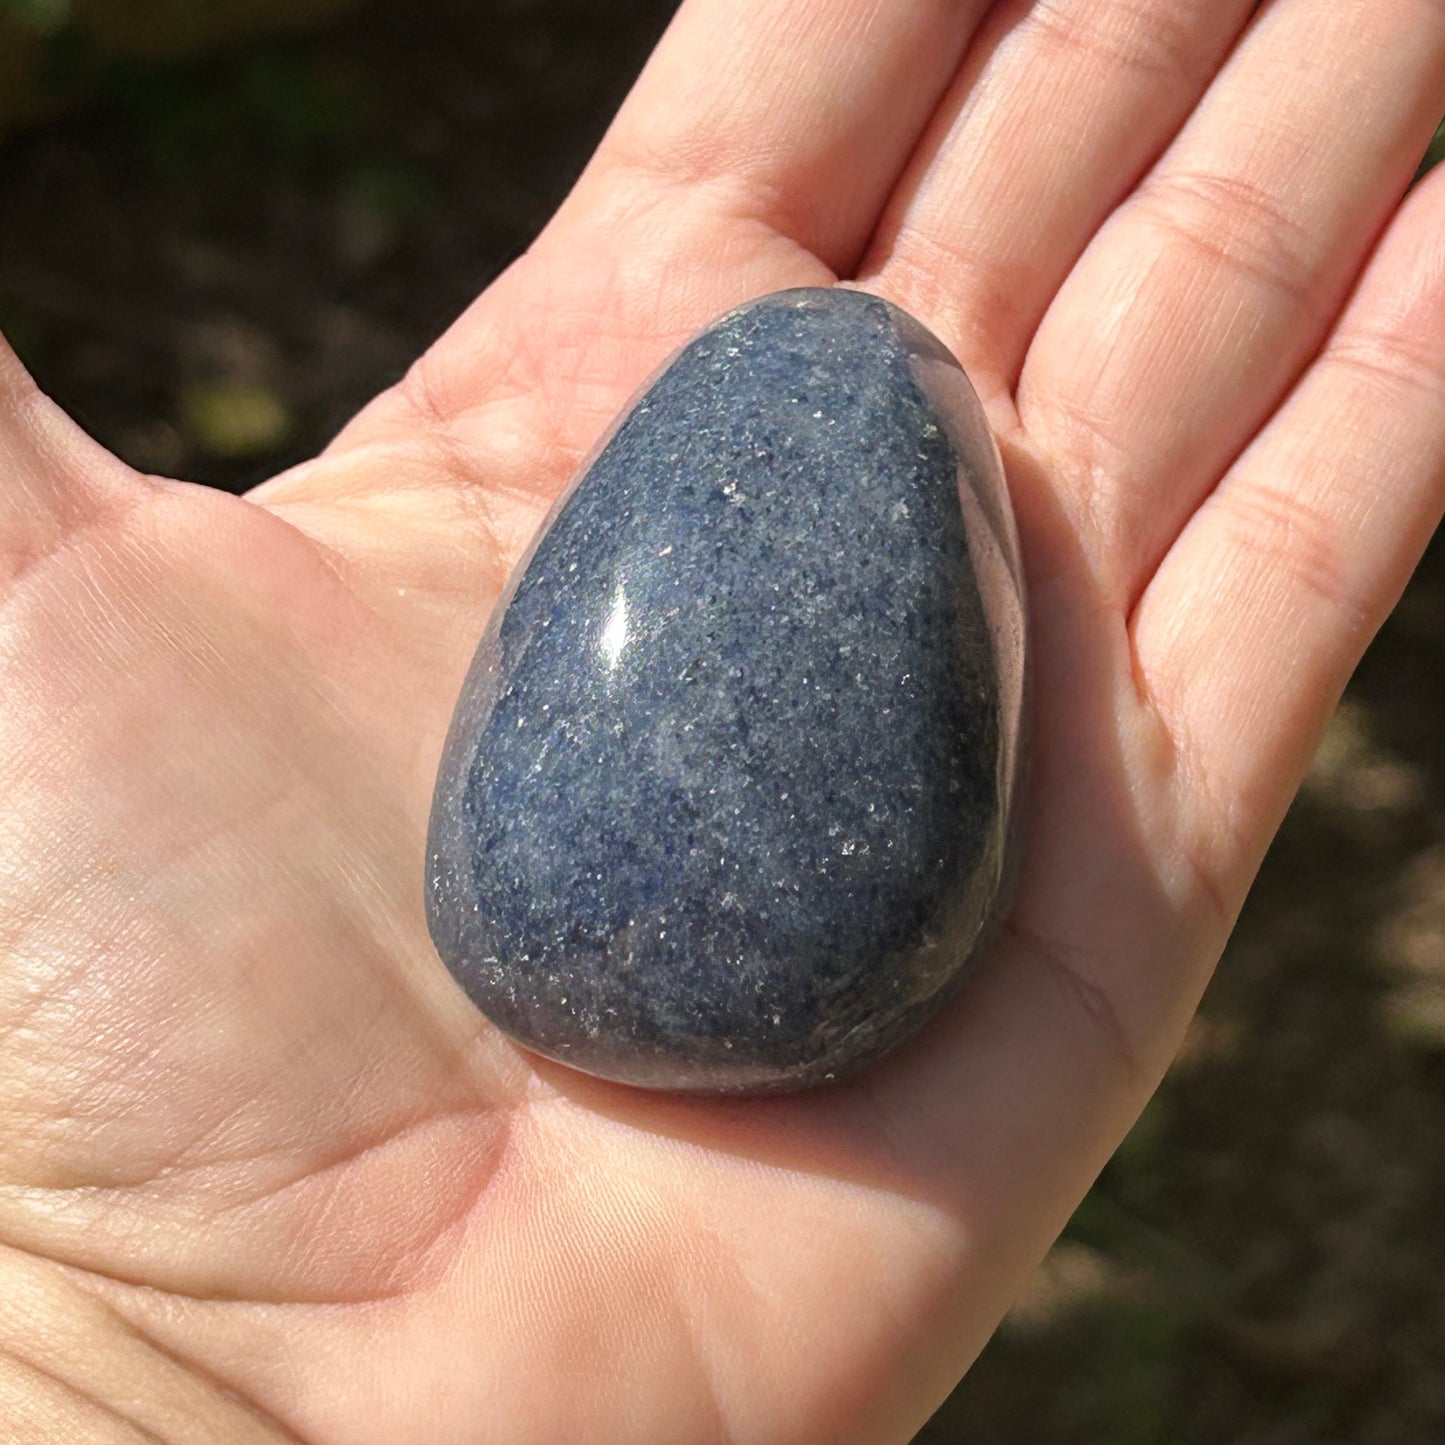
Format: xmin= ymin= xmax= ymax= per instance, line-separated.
xmin=0 ymin=0 xmax=676 ymax=491
xmin=1 ymin=2 xmax=1440 ymax=1440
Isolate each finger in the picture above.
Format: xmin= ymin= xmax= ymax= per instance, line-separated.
xmin=1133 ymin=163 xmax=1445 ymax=911
xmin=863 ymin=0 xmax=1258 ymax=392
xmin=1022 ymin=0 xmax=1445 ymax=608
xmin=0 ymin=334 xmax=145 ymax=593
xmin=574 ymin=0 xmax=997 ymax=274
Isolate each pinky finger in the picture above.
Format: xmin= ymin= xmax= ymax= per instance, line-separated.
xmin=1130 ymin=164 xmax=1445 ymax=904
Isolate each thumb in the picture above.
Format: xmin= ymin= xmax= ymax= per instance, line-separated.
xmin=0 ymin=332 xmax=148 ymax=593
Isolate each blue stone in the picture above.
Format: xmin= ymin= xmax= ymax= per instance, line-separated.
xmin=426 ymin=288 xmax=1026 ymax=1092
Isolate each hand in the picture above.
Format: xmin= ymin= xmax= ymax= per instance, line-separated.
xmin=2 ymin=2 xmax=1441 ymax=1439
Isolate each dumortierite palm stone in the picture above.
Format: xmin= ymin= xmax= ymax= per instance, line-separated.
xmin=426 ymin=288 xmax=1026 ymax=1092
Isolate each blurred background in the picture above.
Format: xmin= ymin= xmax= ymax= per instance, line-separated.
xmin=0 ymin=1 xmax=1441 ymax=1440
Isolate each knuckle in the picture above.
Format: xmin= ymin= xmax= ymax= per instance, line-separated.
xmin=1326 ymin=328 xmax=1445 ymax=405
xmin=1025 ymin=0 xmax=1212 ymax=90
xmin=1219 ymin=476 xmax=1363 ymax=630
xmin=1133 ymin=167 xmax=1318 ymax=307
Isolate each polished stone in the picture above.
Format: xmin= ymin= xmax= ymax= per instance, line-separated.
xmin=426 ymin=288 xmax=1027 ymax=1092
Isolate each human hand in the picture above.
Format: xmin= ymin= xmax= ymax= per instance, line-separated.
xmin=1 ymin=1 xmax=1441 ymax=1439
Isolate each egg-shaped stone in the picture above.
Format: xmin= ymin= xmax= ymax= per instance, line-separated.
xmin=426 ymin=287 xmax=1026 ymax=1092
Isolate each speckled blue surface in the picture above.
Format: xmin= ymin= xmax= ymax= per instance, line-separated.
xmin=426 ymin=288 xmax=1026 ymax=1092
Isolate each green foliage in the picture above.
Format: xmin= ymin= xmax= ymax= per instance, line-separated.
xmin=32 ymin=35 xmax=367 ymax=178
xmin=0 ymin=0 xmax=70 ymax=35
xmin=121 ymin=46 xmax=362 ymax=174
xmin=180 ymin=380 xmax=293 ymax=460
xmin=1045 ymin=1100 xmax=1223 ymax=1444
xmin=1073 ymin=1298 xmax=1193 ymax=1445
xmin=1426 ymin=116 xmax=1445 ymax=175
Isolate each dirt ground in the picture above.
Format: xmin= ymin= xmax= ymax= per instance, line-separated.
xmin=0 ymin=2 xmax=1440 ymax=1440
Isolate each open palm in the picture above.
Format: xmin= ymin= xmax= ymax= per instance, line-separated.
xmin=2 ymin=1 xmax=1442 ymax=1440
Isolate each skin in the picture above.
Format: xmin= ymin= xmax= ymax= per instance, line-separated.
xmin=0 ymin=0 xmax=1441 ymax=1439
